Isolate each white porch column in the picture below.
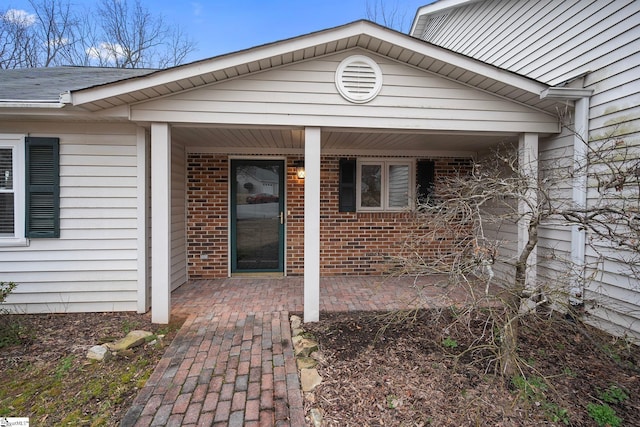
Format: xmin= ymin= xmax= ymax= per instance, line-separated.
xmin=151 ymin=123 xmax=171 ymax=324
xmin=304 ymin=127 xmax=321 ymax=322
xmin=136 ymin=127 xmax=149 ymax=313
xmin=518 ymin=132 xmax=538 ymax=290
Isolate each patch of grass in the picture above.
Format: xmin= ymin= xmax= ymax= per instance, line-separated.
xmin=54 ymin=355 xmax=74 ymax=380
xmin=512 ymin=374 xmax=547 ymax=401
xmin=0 ymin=317 xmax=26 ymax=348
xmin=598 ymin=385 xmax=628 ymax=404
xmin=442 ymin=337 xmax=458 ymax=349
xmin=512 ymin=375 xmax=570 ymax=424
xmin=587 ymin=403 xmax=622 ymax=427
xmin=543 ymin=402 xmax=570 ymax=425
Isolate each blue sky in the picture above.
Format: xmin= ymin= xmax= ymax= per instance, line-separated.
xmin=6 ymin=0 xmax=434 ymax=62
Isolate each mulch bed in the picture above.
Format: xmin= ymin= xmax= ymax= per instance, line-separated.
xmin=303 ymin=309 xmax=640 ymax=426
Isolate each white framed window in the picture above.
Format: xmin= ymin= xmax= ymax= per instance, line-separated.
xmin=0 ymin=134 xmax=26 ymax=246
xmin=356 ymin=159 xmax=413 ymax=211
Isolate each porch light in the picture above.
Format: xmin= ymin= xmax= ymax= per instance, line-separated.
xmin=294 ymin=160 xmax=305 ymax=179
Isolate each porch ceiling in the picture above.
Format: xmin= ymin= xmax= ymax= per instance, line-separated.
xmin=175 ymin=126 xmax=516 ymax=155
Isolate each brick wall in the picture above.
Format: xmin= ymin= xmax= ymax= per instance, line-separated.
xmin=186 ymin=154 xmax=471 ymax=279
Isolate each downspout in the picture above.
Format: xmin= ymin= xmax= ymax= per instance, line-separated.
xmin=540 ymin=87 xmax=593 ymax=306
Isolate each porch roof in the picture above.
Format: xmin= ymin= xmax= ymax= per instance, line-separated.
xmin=69 ymin=20 xmax=561 ymax=115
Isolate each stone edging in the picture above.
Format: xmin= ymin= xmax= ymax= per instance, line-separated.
xmin=290 ymin=315 xmax=325 ymax=427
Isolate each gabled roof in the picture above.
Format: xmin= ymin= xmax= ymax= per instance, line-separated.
xmin=69 ymin=20 xmax=559 ymax=114
xmin=0 ymin=66 xmax=155 ymax=102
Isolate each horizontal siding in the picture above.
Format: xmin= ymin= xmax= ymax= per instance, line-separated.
xmin=420 ymin=0 xmax=640 ymax=86
xmin=171 ymin=141 xmax=187 ymax=290
xmin=418 ymin=0 xmax=640 ymax=340
xmin=131 ymin=50 xmax=558 ymax=134
xmin=0 ymin=122 xmax=140 ymax=313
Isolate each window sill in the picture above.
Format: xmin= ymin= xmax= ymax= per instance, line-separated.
xmin=0 ymin=237 xmax=30 ymax=247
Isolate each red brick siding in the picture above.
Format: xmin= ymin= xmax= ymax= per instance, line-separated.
xmin=187 ymin=154 xmax=229 ymax=278
xmin=186 ymin=154 xmax=471 ymax=278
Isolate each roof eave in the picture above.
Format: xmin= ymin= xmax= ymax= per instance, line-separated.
xmin=70 ymin=20 xmax=550 ymax=111
xmin=410 ymin=0 xmax=482 ymax=37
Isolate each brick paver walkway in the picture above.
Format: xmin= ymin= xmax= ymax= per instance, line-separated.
xmin=120 ymin=276 xmax=482 ymax=426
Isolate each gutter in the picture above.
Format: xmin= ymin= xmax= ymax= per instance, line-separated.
xmin=0 ymin=99 xmax=64 ymax=108
xmin=0 ymin=91 xmax=72 ymax=109
xmin=540 ymin=86 xmax=594 ymax=306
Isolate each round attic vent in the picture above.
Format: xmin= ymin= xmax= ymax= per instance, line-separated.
xmin=335 ymin=55 xmax=383 ymax=103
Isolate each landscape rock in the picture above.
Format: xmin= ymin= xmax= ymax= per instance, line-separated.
xmin=106 ymin=330 xmax=153 ymax=351
xmin=300 ymin=368 xmax=322 ymax=392
xmin=294 ymin=337 xmax=319 ymax=357
xmin=296 ymin=356 xmax=318 ymax=370
xmin=290 ymin=315 xmax=302 ymax=330
xmin=87 ymin=345 xmax=110 ymax=361
xmin=309 ymin=408 xmax=323 ymax=427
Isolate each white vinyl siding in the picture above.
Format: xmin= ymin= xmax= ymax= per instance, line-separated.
xmin=131 ymin=50 xmax=559 ymax=134
xmin=417 ymin=0 xmax=640 ymax=86
xmin=417 ymin=0 xmax=640 ymax=339
xmin=0 ymin=123 xmax=140 ymax=313
xmin=171 ymin=140 xmax=187 ymax=290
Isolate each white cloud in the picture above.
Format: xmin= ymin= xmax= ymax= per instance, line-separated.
xmin=86 ymin=42 xmax=126 ymax=63
xmin=3 ymin=9 xmax=36 ymax=27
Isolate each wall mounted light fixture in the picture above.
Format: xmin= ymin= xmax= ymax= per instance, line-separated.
xmin=294 ymin=160 xmax=305 ymax=179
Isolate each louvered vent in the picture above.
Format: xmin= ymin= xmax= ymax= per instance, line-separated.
xmin=335 ymin=55 xmax=383 ymax=104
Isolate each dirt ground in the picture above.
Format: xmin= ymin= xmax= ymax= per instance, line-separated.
xmin=303 ymin=309 xmax=640 ymax=427
xmin=1 ymin=308 xmax=639 ymax=426
xmin=0 ymin=311 xmax=183 ymax=425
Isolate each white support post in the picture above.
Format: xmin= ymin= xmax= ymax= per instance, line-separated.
xmin=570 ymin=97 xmax=590 ymax=304
xmin=304 ymin=127 xmax=321 ymax=323
xmin=151 ymin=123 xmax=171 ymax=324
xmin=518 ymin=133 xmax=539 ymax=291
xmin=136 ymin=127 xmax=149 ymax=313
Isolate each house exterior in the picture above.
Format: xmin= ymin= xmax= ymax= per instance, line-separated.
xmin=0 ymin=18 xmax=608 ymax=326
xmin=411 ymin=0 xmax=640 ymax=339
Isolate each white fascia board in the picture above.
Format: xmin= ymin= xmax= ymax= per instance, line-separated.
xmin=540 ymin=87 xmax=594 ymax=100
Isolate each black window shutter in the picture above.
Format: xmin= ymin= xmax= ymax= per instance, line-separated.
xmin=416 ymin=160 xmax=435 ymax=204
xmin=339 ymin=158 xmax=356 ymax=212
xmin=25 ymin=137 xmax=60 ymax=238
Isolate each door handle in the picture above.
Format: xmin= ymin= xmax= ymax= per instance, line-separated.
xmin=280 ymin=211 xmax=284 ymax=224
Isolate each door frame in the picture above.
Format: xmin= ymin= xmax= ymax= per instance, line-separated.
xmin=228 ymin=156 xmax=287 ymax=276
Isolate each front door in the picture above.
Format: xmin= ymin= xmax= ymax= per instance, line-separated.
xmin=231 ymin=159 xmax=285 ymax=273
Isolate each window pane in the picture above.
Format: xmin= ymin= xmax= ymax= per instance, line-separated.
xmin=388 ymin=164 xmax=409 ymax=208
xmin=0 ymin=148 xmax=12 ymax=190
xmin=0 ymin=193 xmax=14 ymax=235
xmin=360 ymin=164 xmax=381 ymax=208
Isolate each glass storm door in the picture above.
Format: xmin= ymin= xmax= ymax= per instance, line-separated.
xmin=231 ymin=159 xmax=285 ymax=273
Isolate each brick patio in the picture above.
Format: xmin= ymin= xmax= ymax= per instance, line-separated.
xmin=120 ymin=276 xmax=482 ymax=426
